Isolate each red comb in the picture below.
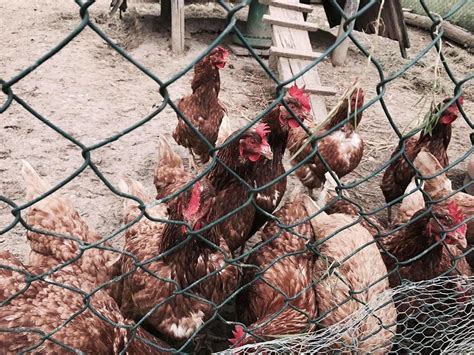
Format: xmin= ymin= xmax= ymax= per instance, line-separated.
xmin=447 ymin=201 xmax=467 ymax=234
xmin=255 ymin=122 xmax=271 ymax=140
xmin=229 ymin=325 xmax=245 ymax=346
xmin=183 ymin=181 xmax=201 ymax=220
xmin=288 ymin=84 xmax=311 ymax=112
xmin=216 ymin=46 xmax=229 ymax=59
xmin=447 ymin=201 xmax=464 ymax=223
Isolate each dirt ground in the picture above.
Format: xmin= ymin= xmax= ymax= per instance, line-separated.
xmin=0 ymin=0 xmax=472 ymax=264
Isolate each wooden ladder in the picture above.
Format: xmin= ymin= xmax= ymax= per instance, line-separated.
xmin=262 ymin=0 xmax=336 ymax=122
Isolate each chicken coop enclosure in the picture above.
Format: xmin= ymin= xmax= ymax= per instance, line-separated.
xmin=0 ymin=0 xmax=473 ymax=354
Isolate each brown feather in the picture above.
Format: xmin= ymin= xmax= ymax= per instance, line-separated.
xmin=0 ymin=250 xmax=170 ymax=354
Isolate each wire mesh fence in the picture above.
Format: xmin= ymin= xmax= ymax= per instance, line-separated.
xmin=0 ymin=0 xmax=472 ymax=354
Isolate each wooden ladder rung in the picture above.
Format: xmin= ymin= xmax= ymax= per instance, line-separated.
xmin=259 ymin=0 xmax=313 ymax=13
xmin=270 ymin=46 xmax=323 ymax=60
xmin=283 ymin=83 xmax=338 ymax=96
xmin=262 ymin=14 xmax=319 ymax=32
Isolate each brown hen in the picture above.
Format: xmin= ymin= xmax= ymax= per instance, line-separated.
xmin=246 ymin=84 xmax=312 ymax=237
xmin=118 ymin=177 xmax=239 ymax=340
xmin=288 ymin=87 xmax=365 ymax=191
xmin=156 ymin=124 xmax=274 ymax=252
xmin=0 ymin=250 xmax=170 ymax=354
xmin=303 ymin=195 xmax=396 ymax=353
xmin=233 ymin=194 xmax=317 ymax=346
xmin=173 ymin=46 xmax=229 ymax=166
xmin=21 ymin=161 xmax=121 ymax=297
xmin=380 ymin=96 xmax=464 ymax=221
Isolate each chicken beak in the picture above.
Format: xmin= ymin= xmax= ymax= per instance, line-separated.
xmin=260 ymin=144 xmax=273 ymax=160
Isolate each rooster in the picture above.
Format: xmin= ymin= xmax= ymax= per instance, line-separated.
xmin=287 ymin=87 xmax=365 ymax=191
xmin=247 ymin=84 xmax=312 ymax=237
xmin=233 ymin=194 xmax=317 ymax=346
xmin=173 ymin=46 xmax=229 ymax=167
xmin=0 ymin=250 xmax=170 ymax=354
xmin=118 ymin=177 xmax=239 ymax=341
xmin=381 ymin=96 xmax=464 ymax=222
xmin=155 ymin=123 xmax=273 ymax=252
xmin=20 ymin=161 xmax=121 ymax=297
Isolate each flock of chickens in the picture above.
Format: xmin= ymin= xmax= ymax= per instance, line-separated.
xmin=0 ymin=46 xmax=472 ymax=354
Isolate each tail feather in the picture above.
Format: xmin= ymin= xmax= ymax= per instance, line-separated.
xmin=216 ymin=113 xmax=232 ymax=146
xmin=157 ymin=136 xmax=183 ymax=170
xmin=21 ymin=160 xmax=50 ymax=202
xmin=154 ymin=136 xmax=191 ymax=198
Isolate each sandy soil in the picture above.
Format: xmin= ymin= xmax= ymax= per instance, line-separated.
xmin=1 ymin=1 xmax=472 ymax=266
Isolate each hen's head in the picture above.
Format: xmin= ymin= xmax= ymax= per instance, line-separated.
xmin=209 ymin=46 xmax=229 ymax=69
xmin=439 ymin=96 xmax=464 ymax=125
xmin=349 ymin=88 xmax=365 ymax=112
xmin=425 ymin=201 xmax=467 ymax=249
xmin=278 ymin=84 xmax=312 ymax=128
xmin=180 ymin=180 xmax=215 ymax=233
xmin=239 ymin=123 xmax=273 ymax=162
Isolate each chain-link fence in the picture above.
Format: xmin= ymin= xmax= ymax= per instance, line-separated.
xmin=0 ymin=0 xmax=472 ymax=353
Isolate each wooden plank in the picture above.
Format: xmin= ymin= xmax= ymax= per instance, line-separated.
xmin=228 ymin=44 xmax=270 ymax=57
xmin=268 ymin=3 xmax=329 ymax=122
xmin=263 ymin=14 xmax=319 ymax=32
xmin=259 ymin=0 xmax=313 ymax=13
xmin=171 ymin=0 xmax=185 ymax=53
xmin=270 ymin=46 xmax=323 ymax=60
xmin=330 ymin=0 xmax=360 ymax=66
xmin=302 ymin=85 xmax=338 ymax=96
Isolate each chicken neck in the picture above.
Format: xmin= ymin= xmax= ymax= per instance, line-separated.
xmin=191 ymin=59 xmax=220 ymax=95
xmin=325 ymin=101 xmax=363 ymax=131
xmin=261 ymin=107 xmax=289 ymax=162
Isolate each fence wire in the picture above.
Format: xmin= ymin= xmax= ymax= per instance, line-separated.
xmin=0 ymin=0 xmax=473 ymax=354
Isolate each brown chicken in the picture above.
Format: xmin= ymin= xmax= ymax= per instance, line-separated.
xmin=173 ymin=46 xmax=229 ymax=166
xmin=21 ymin=161 xmax=121 ymax=296
xmin=303 ymin=194 xmax=396 ymax=353
xmin=413 ymin=150 xmax=473 ymax=243
xmin=380 ymin=201 xmax=470 ymax=287
xmin=155 ymin=123 xmax=273 ymax=252
xmin=381 ymin=96 xmax=464 ymax=222
xmin=232 ymin=189 xmax=396 ymax=352
xmin=118 ymin=177 xmax=239 ymax=341
xmin=233 ymin=194 xmax=317 ymax=346
xmin=247 ymin=84 xmax=312 ymax=236
xmin=288 ymin=87 xmax=365 ymax=191
xmin=379 ymin=192 xmax=471 ymax=353
xmin=0 ymin=250 xmax=170 ymax=354
xmin=397 ymin=150 xmax=474 ymax=269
